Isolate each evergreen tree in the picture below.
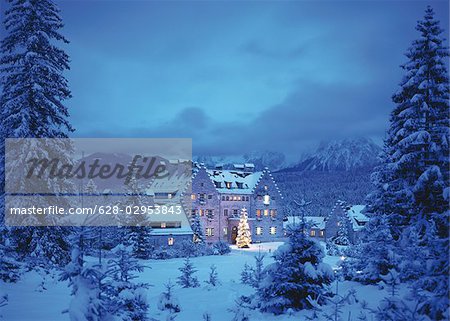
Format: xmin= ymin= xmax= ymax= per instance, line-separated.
xmin=157 ymin=281 xmax=180 ymax=313
xmin=342 ymin=215 xmax=395 ymax=284
xmin=191 ymin=213 xmax=205 ymax=243
xmin=236 ymin=208 xmax=252 ymax=248
xmin=364 ymin=7 xmax=449 ymax=319
xmin=258 ymin=226 xmax=334 ymax=314
xmin=332 ymin=222 xmax=350 ymax=246
xmin=106 ymin=244 xmax=149 ymax=321
xmin=130 ymin=227 xmax=152 ymax=259
xmin=0 ymin=0 xmax=74 ymax=267
xmin=205 ymin=265 xmax=220 ymax=287
xmin=177 ymin=258 xmax=199 ymax=288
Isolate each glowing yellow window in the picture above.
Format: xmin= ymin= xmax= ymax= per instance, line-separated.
xmin=310 ymin=230 xmax=316 ymax=237
xmin=168 ymin=237 xmax=174 ymax=246
xmin=264 ymin=209 xmax=269 ymax=216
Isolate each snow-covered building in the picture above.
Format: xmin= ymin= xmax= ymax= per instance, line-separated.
xmin=189 ymin=163 xmax=284 ymax=244
xmin=283 ymin=200 xmax=369 ymax=243
xmin=144 ymin=161 xmax=194 ymax=247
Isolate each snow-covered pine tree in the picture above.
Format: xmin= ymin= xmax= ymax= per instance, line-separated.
xmin=191 ymin=213 xmax=205 ymax=243
xmin=332 ymin=222 xmax=350 ymax=246
xmin=106 ymin=244 xmax=149 ymax=321
xmin=205 ymin=264 xmax=220 ymax=287
xmin=253 ymin=251 xmax=265 ymax=289
xmin=158 ymin=280 xmax=181 ymax=314
xmin=0 ymin=0 xmax=75 ymax=267
xmin=365 ymin=6 xmax=449 ymax=319
xmin=130 ymin=227 xmax=152 ymax=259
xmin=0 ymin=226 xmax=20 ymax=282
xmin=177 ymin=258 xmax=199 ymax=288
xmin=342 ymin=215 xmax=395 ymax=284
xmin=236 ymin=208 xmax=252 ymax=248
xmin=240 ymin=263 xmax=254 ymax=286
xmin=258 ymin=225 xmax=334 ymax=314
xmin=60 ymin=229 xmax=111 ymax=321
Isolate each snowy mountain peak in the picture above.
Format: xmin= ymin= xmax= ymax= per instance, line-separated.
xmin=285 ymin=137 xmax=382 ymax=172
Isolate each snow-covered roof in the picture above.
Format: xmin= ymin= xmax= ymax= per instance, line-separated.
xmin=206 ymin=169 xmax=263 ymax=195
xmin=347 ymin=205 xmax=369 ymax=231
xmin=283 ymin=216 xmax=326 ymax=230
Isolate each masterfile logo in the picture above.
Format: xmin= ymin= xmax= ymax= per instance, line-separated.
xmin=4 ymin=138 xmax=192 ymax=227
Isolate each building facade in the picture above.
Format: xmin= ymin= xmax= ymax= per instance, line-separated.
xmin=190 ymin=164 xmax=285 ymax=244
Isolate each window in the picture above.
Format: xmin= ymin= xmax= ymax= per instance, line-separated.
xmin=168 ymin=237 xmax=174 ymax=246
xmin=206 ymin=228 xmax=214 ymax=237
xmin=222 ymin=196 xmax=225 ymax=201
xmin=264 ymin=209 xmax=269 ymax=216
xmin=233 ymin=209 xmax=239 ymax=216
xmin=237 ymin=196 xmax=241 ymax=201
xmin=264 ymin=185 xmax=268 ymax=191
xmin=168 ymin=193 xmax=172 ymax=199
xmin=256 ymin=227 xmax=263 ymax=235
xmin=237 ymin=182 xmax=243 ymax=189
xmin=223 ymin=227 xmax=228 ymax=236
xmin=226 ymin=196 xmax=230 ymax=201
xmin=199 ymin=193 xmax=205 ymax=202
xmin=199 ymin=209 xmax=204 ymax=216
xmin=310 ymin=230 xmax=316 ymax=237
xmin=270 ymin=209 xmax=277 ymax=218
xmin=224 ymin=209 xmax=228 ymax=216
xmin=208 ymin=194 xmax=213 ymax=199
xmin=319 ymin=230 xmax=324 ymax=237
xmin=161 ymin=222 xmax=166 ymax=228
xmin=191 ymin=194 xmax=196 ymax=200
xmin=226 ymin=182 xmax=231 ymax=189
xmin=256 ymin=209 xmax=261 ymax=218
xmin=270 ymin=227 xmax=276 ymax=235
xmin=191 ymin=209 xmax=196 ymax=216
xmin=263 ymin=195 xmax=270 ymax=205
xmin=201 ymin=183 xmax=204 ymax=187
xmin=206 ymin=209 xmax=214 ymax=219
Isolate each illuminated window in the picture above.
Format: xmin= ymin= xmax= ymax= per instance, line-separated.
xmin=168 ymin=237 xmax=174 ymax=246
xmin=264 ymin=209 xmax=269 ymax=216
xmin=270 ymin=209 xmax=277 ymax=218
xmin=319 ymin=230 xmax=324 ymax=237
xmin=270 ymin=227 xmax=276 ymax=235
xmin=199 ymin=209 xmax=204 ymax=216
xmin=237 ymin=196 xmax=241 ymax=201
xmin=256 ymin=209 xmax=261 ymax=218
xmin=264 ymin=185 xmax=268 ymax=191
xmin=256 ymin=227 xmax=263 ymax=235
xmin=191 ymin=194 xmax=196 ymax=200
xmin=226 ymin=182 xmax=232 ymax=189
xmin=161 ymin=222 xmax=166 ymax=228
xmin=206 ymin=228 xmax=214 ymax=237
xmin=310 ymin=230 xmax=316 ymax=237
xmin=263 ymin=195 xmax=270 ymax=205
xmin=233 ymin=196 xmax=237 ymax=201
xmin=223 ymin=227 xmax=228 ymax=236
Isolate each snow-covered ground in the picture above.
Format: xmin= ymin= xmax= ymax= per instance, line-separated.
xmin=1 ymin=242 xmax=397 ymax=321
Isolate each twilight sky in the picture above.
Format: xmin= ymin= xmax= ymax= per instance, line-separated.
xmin=1 ymin=0 xmax=449 ymax=160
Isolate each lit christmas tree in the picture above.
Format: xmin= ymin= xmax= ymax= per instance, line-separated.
xmin=236 ymin=208 xmax=252 ymax=248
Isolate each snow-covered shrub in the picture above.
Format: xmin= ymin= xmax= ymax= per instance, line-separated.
xmin=158 ymin=281 xmax=180 ymax=313
xmin=325 ymin=241 xmax=341 ymax=257
xmin=177 ymin=258 xmax=199 ymax=288
xmin=212 ymin=241 xmax=231 ymax=255
xmin=202 ymin=312 xmax=212 ymax=321
xmin=258 ymin=226 xmax=334 ymax=314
